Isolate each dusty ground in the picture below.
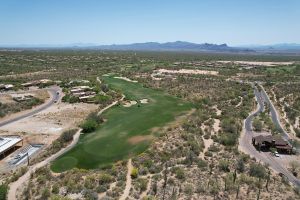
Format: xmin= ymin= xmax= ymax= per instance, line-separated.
xmin=114 ymin=76 xmax=138 ymax=83
xmin=0 ymin=102 xmax=98 ymax=138
xmin=127 ymin=135 xmax=153 ymax=145
xmin=123 ymin=100 xmax=137 ymax=107
xmin=0 ymin=94 xmax=14 ymax=104
xmin=217 ymin=61 xmax=294 ymax=66
xmin=156 ymin=68 xmax=219 ymax=75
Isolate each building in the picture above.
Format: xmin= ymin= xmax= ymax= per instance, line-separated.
xmin=13 ymin=95 xmax=34 ymax=102
xmin=0 ymin=136 xmax=23 ymax=159
xmin=252 ymin=135 xmax=293 ymax=154
xmin=21 ymin=79 xmax=53 ymax=87
xmin=4 ymin=84 xmax=14 ymax=90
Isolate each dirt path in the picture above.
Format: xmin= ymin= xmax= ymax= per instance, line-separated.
xmin=235 ymin=96 xmax=243 ymax=108
xmin=120 ymin=159 xmax=133 ymax=200
xmin=7 ymin=96 xmax=125 ymax=200
xmin=140 ymin=176 xmax=152 ymax=199
xmin=213 ymin=119 xmax=220 ymax=133
xmin=8 ymin=128 xmax=82 ymax=200
xmin=200 ymin=138 xmax=213 ymax=159
xmin=97 ymin=95 xmax=125 ymax=116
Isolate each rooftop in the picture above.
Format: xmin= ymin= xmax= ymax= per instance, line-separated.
xmin=0 ymin=136 xmax=23 ymax=155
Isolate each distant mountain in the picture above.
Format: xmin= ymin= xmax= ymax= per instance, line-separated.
xmin=92 ymin=41 xmax=253 ymax=52
xmin=239 ymin=43 xmax=300 ymax=52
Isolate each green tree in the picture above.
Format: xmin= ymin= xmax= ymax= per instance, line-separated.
xmin=0 ymin=184 xmax=8 ymax=200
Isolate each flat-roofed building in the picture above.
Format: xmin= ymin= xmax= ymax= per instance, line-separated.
xmin=0 ymin=136 xmax=23 ymax=158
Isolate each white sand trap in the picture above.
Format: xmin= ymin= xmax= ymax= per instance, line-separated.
xmin=114 ymin=77 xmax=138 ymax=83
xmin=156 ymin=69 xmax=218 ymax=75
xmin=123 ymin=101 xmax=137 ymax=107
xmin=140 ymin=99 xmax=149 ymax=104
xmin=217 ymin=61 xmax=294 ymax=66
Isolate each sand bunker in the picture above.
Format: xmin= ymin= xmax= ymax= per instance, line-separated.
xmin=217 ymin=61 xmax=294 ymax=66
xmin=140 ymin=99 xmax=149 ymax=104
xmin=156 ymin=69 xmax=218 ymax=75
xmin=127 ymin=135 xmax=153 ymax=144
xmin=114 ymin=77 xmax=138 ymax=83
xmin=123 ymin=101 xmax=137 ymax=107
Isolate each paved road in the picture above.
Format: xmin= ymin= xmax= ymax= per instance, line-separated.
xmin=240 ymin=84 xmax=300 ymax=187
xmin=0 ymin=87 xmax=60 ymax=128
xmin=259 ymin=85 xmax=290 ymax=140
xmin=7 ymin=96 xmax=124 ymax=200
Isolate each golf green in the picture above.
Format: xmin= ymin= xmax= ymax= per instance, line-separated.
xmin=51 ymin=76 xmax=192 ymax=172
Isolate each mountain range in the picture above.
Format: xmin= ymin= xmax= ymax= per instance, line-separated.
xmin=92 ymin=41 xmax=253 ymax=52
xmin=1 ymin=41 xmax=300 ymax=54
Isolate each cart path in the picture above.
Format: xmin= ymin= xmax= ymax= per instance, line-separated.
xmin=7 ymin=96 xmax=124 ymax=200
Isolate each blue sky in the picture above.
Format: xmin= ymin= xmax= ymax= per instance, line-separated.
xmin=0 ymin=0 xmax=299 ymax=46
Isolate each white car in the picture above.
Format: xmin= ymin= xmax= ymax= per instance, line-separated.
xmin=274 ymin=152 xmax=280 ymax=157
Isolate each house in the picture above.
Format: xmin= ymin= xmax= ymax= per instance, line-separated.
xmin=21 ymin=79 xmax=53 ymax=87
xmin=252 ymin=134 xmax=293 ymax=154
xmin=4 ymin=84 xmax=14 ymax=90
xmin=13 ymin=95 xmax=34 ymax=102
xmin=39 ymin=79 xmax=52 ymax=84
xmin=21 ymin=81 xmax=39 ymax=87
xmin=79 ymin=95 xmax=96 ymax=102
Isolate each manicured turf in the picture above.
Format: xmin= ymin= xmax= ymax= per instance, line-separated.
xmin=51 ymin=76 xmax=192 ymax=172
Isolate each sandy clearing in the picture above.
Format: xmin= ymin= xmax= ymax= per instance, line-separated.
xmin=200 ymin=138 xmax=213 ymax=159
xmin=156 ymin=68 xmax=218 ymax=75
xmin=0 ymin=102 xmax=98 ymax=135
xmin=140 ymin=99 xmax=148 ymax=104
xmin=114 ymin=76 xmax=138 ymax=83
xmin=0 ymin=94 xmax=14 ymax=104
xmin=217 ymin=61 xmax=294 ymax=66
xmin=213 ymin=119 xmax=221 ymax=133
xmin=123 ymin=101 xmax=137 ymax=107
xmin=212 ymin=105 xmax=222 ymax=116
xmin=127 ymin=135 xmax=153 ymax=145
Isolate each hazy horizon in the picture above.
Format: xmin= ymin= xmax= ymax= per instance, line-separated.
xmin=1 ymin=0 xmax=300 ymax=46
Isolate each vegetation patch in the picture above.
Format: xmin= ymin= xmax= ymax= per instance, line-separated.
xmin=51 ymin=76 xmax=192 ymax=172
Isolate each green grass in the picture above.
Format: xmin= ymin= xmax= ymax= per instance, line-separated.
xmin=51 ymin=76 xmax=192 ymax=172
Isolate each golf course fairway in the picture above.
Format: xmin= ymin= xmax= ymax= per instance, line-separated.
xmin=51 ymin=76 xmax=192 ymax=172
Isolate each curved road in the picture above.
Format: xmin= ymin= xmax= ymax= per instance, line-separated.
xmin=0 ymin=87 xmax=60 ymax=128
xmin=240 ymin=84 xmax=300 ymax=187
xmin=7 ymin=96 xmax=124 ymax=200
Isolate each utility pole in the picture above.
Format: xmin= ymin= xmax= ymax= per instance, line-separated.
xmin=27 ymin=152 xmax=29 ymax=166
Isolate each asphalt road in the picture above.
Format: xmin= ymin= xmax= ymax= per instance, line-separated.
xmin=241 ymin=84 xmax=300 ymax=187
xmin=0 ymin=87 xmax=60 ymax=128
xmin=259 ymin=86 xmax=290 ymax=140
